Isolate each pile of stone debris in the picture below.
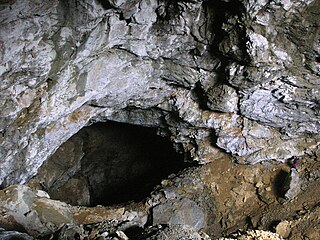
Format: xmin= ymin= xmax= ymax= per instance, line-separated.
xmin=0 ymin=224 xmax=283 ymax=240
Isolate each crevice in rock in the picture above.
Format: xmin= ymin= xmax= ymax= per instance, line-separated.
xmin=273 ymin=169 xmax=290 ymax=198
xmin=190 ymin=81 xmax=209 ymax=110
xmin=204 ymin=0 xmax=251 ymax=95
xmin=155 ymin=0 xmax=182 ymax=22
xmin=187 ymin=1 xmax=250 ymax=112
xmin=96 ymin=0 xmax=114 ymax=10
xmin=207 ymin=0 xmax=250 ymax=65
xmin=29 ymin=121 xmax=191 ymax=207
xmin=119 ymin=12 xmax=132 ymax=25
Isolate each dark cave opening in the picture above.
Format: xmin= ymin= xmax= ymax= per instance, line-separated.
xmin=34 ymin=121 xmax=190 ymax=207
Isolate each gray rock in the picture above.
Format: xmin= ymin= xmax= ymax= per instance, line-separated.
xmin=284 ymin=168 xmax=301 ymax=200
xmin=0 ymin=185 xmax=74 ymax=237
xmin=55 ymin=224 xmax=86 ymax=240
xmin=152 ymin=198 xmax=205 ymax=231
xmin=149 ymin=167 xmax=216 ymax=235
xmin=206 ymin=84 xmax=239 ymax=113
xmin=140 ymin=224 xmax=211 ymax=240
xmin=0 ymin=0 xmax=319 ymax=195
xmin=54 ymin=221 xmax=131 ymax=240
xmin=0 ymin=230 xmax=34 ymax=240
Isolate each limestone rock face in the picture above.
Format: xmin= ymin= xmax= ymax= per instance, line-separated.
xmin=0 ymin=185 xmax=74 ymax=237
xmin=0 ymin=184 xmax=149 ymax=237
xmin=0 ymin=0 xmax=319 ymax=192
xmin=0 ymin=230 xmax=34 ymax=240
xmin=149 ymin=167 xmax=216 ymax=234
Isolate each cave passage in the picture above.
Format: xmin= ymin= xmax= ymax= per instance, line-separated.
xmin=36 ymin=121 xmax=189 ymax=206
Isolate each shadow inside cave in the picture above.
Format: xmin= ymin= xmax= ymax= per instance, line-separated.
xmin=273 ymin=169 xmax=290 ymax=198
xmin=30 ymin=121 xmax=191 ymax=207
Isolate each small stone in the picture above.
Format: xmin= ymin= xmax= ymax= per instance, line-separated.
xmin=284 ymin=169 xmax=301 ymax=200
xmin=265 ymin=186 xmax=272 ymax=192
xmin=256 ymin=181 xmax=264 ymax=188
xmin=276 ymin=220 xmax=291 ymax=238
xmin=35 ymin=190 xmax=50 ymax=198
xmin=100 ymin=231 xmax=109 ymax=237
xmin=116 ymin=230 xmax=129 ymax=240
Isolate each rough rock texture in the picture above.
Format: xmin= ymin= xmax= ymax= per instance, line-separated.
xmin=1 ymin=155 xmax=320 ymax=238
xmin=137 ymin=224 xmax=212 ymax=240
xmin=28 ymin=121 xmax=187 ymax=206
xmin=0 ymin=0 xmax=319 ymax=187
xmin=149 ymin=168 xmax=215 ymax=233
xmin=0 ymin=185 xmax=148 ymax=237
xmin=0 ymin=229 xmax=34 ymax=240
xmin=283 ymin=168 xmax=301 ymax=200
xmin=0 ymin=185 xmax=74 ymax=237
xmin=0 ymin=0 xmax=320 ymax=239
xmin=219 ymin=230 xmax=283 ymax=240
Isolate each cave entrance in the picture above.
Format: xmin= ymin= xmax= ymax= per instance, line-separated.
xmin=30 ymin=121 xmax=189 ymax=206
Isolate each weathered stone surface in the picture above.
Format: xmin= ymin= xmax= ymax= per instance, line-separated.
xmin=283 ymin=168 xmax=301 ymax=200
xmin=0 ymin=0 xmax=319 ymax=188
xmin=52 ymin=221 xmax=131 ymax=240
xmin=49 ymin=175 xmax=91 ymax=206
xmin=149 ymin=167 xmax=216 ymax=234
xmin=27 ymin=134 xmax=85 ymax=188
xmin=0 ymin=229 xmax=34 ymax=240
xmin=206 ymin=84 xmax=239 ymax=113
xmin=152 ymin=198 xmax=205 ymax=231
xmin=1 ymin=155 xmax=319 ymax=238
xmin=27 ymin=133 xmax=91 ymax=206
xmin=0 ymin=185 xmax=148 ymax=237
xmin=0 ymin=185 xmax=74 ymax=236
xmin=0 ymin=0 xmax=320 ymax=238
xmin=275 ymin=220 xmax=291 ymax=239
xmin=50 ymin=222 xmax=211 ymax=240
xmin=219 ymin=230 xmax=283 ymax=240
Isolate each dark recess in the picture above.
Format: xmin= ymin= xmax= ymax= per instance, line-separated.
xmin=50 ymin=121 xmax=191 ymax=206
xmin=188 ymin=0 xmax=250 ymax=110
xmin=273 ymin=169 xmax=290 ymax=198
xmin=82 ymin=122 xmax=190 ymax=206
xmin=96 ymin=0 xmax=113 ymax=9
xmin=207 ymin=0 xmax=250 ymax=65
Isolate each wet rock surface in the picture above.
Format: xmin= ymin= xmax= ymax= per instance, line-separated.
xmin=0 ymin=0 xmax=320 ymax=239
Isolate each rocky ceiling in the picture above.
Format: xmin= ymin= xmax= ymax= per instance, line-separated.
xmin=0 ymin=0 xmax=319 ymax=190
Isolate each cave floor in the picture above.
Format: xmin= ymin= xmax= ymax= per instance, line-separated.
xmin=52 ymin=155 xmax=320 ymax=239
xmin=197 ymin=155 xmax=320 ymax=239
xmin=0 ymin=155 xmax=319 ymax=239
xmin=61 ymin=154 xmax=320 ymax=239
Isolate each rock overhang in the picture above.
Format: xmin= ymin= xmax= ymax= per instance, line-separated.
xmin=0 ymin=0 xmax=319 ymax=197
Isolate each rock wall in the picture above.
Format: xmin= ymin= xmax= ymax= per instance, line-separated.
xmin=0 ymin=0 xmax=319 ymax=187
